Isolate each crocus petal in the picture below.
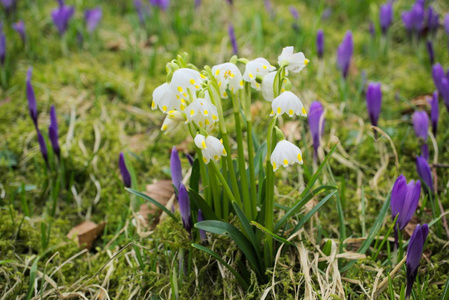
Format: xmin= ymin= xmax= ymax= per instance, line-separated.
xmin=178 ymin=183 xmax=192 ymax=233
xmin=119 ymin=152 xmax=131 ymax=188
xmin=170 ymin=146 xmax=182 ymax=191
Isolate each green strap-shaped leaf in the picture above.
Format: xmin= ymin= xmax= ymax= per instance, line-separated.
xmin=125 ymin=188 xmax=178 ymax=222
xmin=275 ymin=185 xmax=337 ymax=232
xmin=292 ymin=190 xmax=337 ymax=233
xmin=192 ymin=243 xmax=249 ymax=290
xmin=188 ymin=189 xmax=218 ymax=221
xmin=195 ymin=220 xmax=264 ymax=279
xmin=251 ymin=221 xmax=293 ymax=246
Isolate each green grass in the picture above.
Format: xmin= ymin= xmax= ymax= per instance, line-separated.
xmin=1 ymin=0 xmax=449 ymax=298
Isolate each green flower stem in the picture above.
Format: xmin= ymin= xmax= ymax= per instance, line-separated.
xmin=231 ymin=93 xmax=252 ymax=220
xmin=208 ymin=163 xmax=222 ymax=219
xmin=210 ymin=161 xmax=236 ymax=204
xmin=263 ymin=117 xmax=278 ymax=267
xmin=242 ymin=84 xmax=257 ymax=218
xmin=189 ymin=124 xmax=211 ymax=206
xmin=207 ymin=82 xmax=242 ymax=206
xmin=221 ymin=158 xmax=229 ymax=218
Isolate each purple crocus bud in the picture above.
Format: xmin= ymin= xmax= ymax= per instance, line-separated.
xmin=412 ymin=111 xmax=429 ymax=142
xmin=119 ymin=152 xmax=131 ymax=188
xmin=48 ymin=105 xmax=60 ymax=158
xmin=84 ymin=8 xmax=102 ymax=33
xmin=178 ymin=183 xmax=192 ymax=234
xmin=441 ymin=77 xmax=449 ymax=113
xmin=416 ymin=156 xmax=433 ymax=192
xmin=402 ymin=1 xmax=425 ymax=34
xmin=0 ymin=23 xmax=5 ymax=66
xmin=264 ymin=0 xmax=272 ymax=16
xmin=134 ymin=1 xmax=145 ymax=24
xmin=308 ymin=101 xmax=324 ymax=162
xmin=37 ymin=130 xmax=49 ymax=165
xmin=317 ymin=29 xmax=324 ymax=59
xmin=427 ymin=6 xmax=439 ymax=33
xmin=12 ymin=20 xmax=26 ymax=44
xmin=26 ymin=67 xmax=38 ymax=129
xmin=428 ymin=91 xmax=438 ymax=136
xmin=426 ymin=40 xmax=434 ymax=65
xmin=366 ymin=82 xmax=382 ymax=127
xmin=228 ymin=24 xmax=238 ymax=55
xmin=194 ymin=0 xmax=200 ymax=8
xmin=337 ymin=31 xmax=353 ymax=79
xmin=185 ymin=153 xmax=194 ymax=166
xmin=379 ymin=2 xmax=393 ymax=35
xmin=150 ymin=0 xmax=169 ymax=10
xmin=51 ymin=0 xmax=75 ymax=36
xmin=406 ymin=224 xmax=428 ymax=299
xmin=197 ymin=209 xmax=206 ymax=241
xmin=1 ymin=0 xmax=14 ymax=9
xmin=170 ymin=146 xmax=182 ymax=191
xmin=225 ymin=0 xmax=233 ymax=5
xmin=289 ymin=6 xmax=299 ymax=20
xmin=321 ymin=8 xmax=332 ymax=20
xmin=431 ymin=63 xmax=445 ymax=94
xmin=390 ymin=175 xmax=421 ymax=231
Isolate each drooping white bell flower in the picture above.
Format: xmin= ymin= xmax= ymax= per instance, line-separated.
xmin=243 ymin=58 xmax=276 ymax=90
xmin=161 ymin=115 xmax=183 ymax=134
xmin=278 ymin=46 xmax=309 ymax=73
xmin=261 ymin=72 xmax=287 ymax=102
xmin=185 ymin=97 xmax=219 ymax=131
xmin=194 ymin=134 xmax=227 ymax=163
xmin=211 ymin=62 xmax=244 ymax=98
xmin=270 ymin=91 xmax=307 ymax=117
xmin=152 ymin=83 xmax=179 ymax=112
xmin=171 ymin=68 xmax=206 ymax=101
xmin=270 ymin=140 xmax=303 ymax=171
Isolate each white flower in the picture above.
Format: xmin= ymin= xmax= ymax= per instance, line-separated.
xmin=261 ymin=72 xmax=287 ymax=102
xmin=185 ymin=97 xmax=219 ymax=131
xmin=270 ymin=91 xmax=307 ymax=117
xmin=161 ymin=115 xmax=183 ymax=134
xmin=212 ymin=63 xmax=244 ymax=98
xmin=278 ymin=46 xmax=309 ymax=73
xmin=152 ymin=83 xmax=179 ymax=112
xmin=243 ymin=58 xmax=276 ymax=90
xmin=171 ymin=68 xmax=205 ymax=99
xmin=270 ymin=140 xmax=303 ymax=171
xmin=194 ymin=134 xmax=227 ymax=163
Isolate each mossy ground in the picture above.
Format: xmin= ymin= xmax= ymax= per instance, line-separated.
xmin=1 ymin=0 xmax=449 ymax=299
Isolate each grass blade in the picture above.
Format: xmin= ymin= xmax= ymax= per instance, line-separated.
xmin=125 ymin=187 xmax=178 ymax=222
xmin=251 ymin=221 xmax=293 ymax=245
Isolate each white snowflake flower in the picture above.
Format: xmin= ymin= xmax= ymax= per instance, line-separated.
xmin=243 ymin=58 xmax=276 ymax=90
xmin=171 ymin=68 xmax=206 ymax=104
xmin=261 ymin=72 xmax=287 ymax=102
xmin=212 ymin=63 xmax=244 ymax=98
xmin=185 ymin=97 xmax=219 ymax=131
xmin=194 ymin=134 xmax=227 ymax=164
xmin=270 ymin=91 xmax=307 ymax=117
xmin=270 ymin=140 xmax=303 ymax=171
xmin=152 ymin=83 xmax=179 ymax=112
xmin=278 ymin=46 xmax=309 ymax=73
xmin=161 ymin=115 xmax=183 ymax=134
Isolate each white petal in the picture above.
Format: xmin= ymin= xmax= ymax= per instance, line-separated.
xmin=194 ymin=134 xmax=207 ymax=150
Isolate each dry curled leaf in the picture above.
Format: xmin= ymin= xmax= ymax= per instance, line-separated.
xmin=67 ymin=220 xmax=105 ymax=249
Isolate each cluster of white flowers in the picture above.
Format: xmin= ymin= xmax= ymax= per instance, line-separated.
xmin=151 ymin=47 xmax=309 ymax=171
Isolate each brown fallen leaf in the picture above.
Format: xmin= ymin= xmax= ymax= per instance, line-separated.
xmin=404 ymin=215 xmax=420 ymax=238
xmin=401 ymin=94 xmax=432 ymax=115
xmin=67 ymin=220 xmax=106 ymax=249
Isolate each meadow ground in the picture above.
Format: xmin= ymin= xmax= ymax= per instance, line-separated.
xmin=0 ymin=0 xmax=449 ymax=299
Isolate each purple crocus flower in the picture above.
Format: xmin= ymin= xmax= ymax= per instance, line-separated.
xmin=317 ymin=29 xmax=324 ymax=59
xmin=402 ymin=1 xmax=425 ymax=34
xmin=170 ymin=146 xmax=182 ymax=191
xmin=119 ymin=152 xmax=131 ymax=188
xmin=337 ymin=31 xmax=353 ymax=79
xmin=426 ymin=40 xmax=434 ymax=65
xmin=12 ymin=20 xmax=26 ymax=44
xmin=48 ymin=105 xmax=60 ymax=158
xmin=1 ymin=0 xmax=14 ymax=9
xmin=37 ymin=130 xmax=49 ymax=165
xmin=149 ymin=0 xmax=169 ymax=10
xmin=134 ymin=1 xmax=145 ymax=24
xmin=197 ymin=209 xmax=206 ymax=242
xmin=178 ymin=183 xmax=192 ymax=234
xmin=412 ymin=111 xmax=429 ymax=142
xmin=406 ymin=224 xmax=428 ymax=299
xmin=416 ymin=156 xmax=433 ymax=192
xmin=194 ymin=0 xmax=200 ymax=8
xmin=390 ymin=175 xmax=421 ymax=231
xmin=439 ymin=77 xmax=449 ymax=113
xmin=289 ymin=6 xmax=299 ymax=20
xmin=51 ymin=0 xmax=75 ymax=36
xmin=431 ymin=63 xmax=447 ymax=96
xmin=264 ymin=0 xmax=273 ymax=16
xmin=228 ymin=24 xmax=238 ymax=55
xmin=308 ymin=101 xmax=324 ymax=162
xmin=427 ymin=6 xmax=439 ymax=33
xmin=84 ymin=8 xmax=102 ymax=33
xmin=26 ymin=67 xmax=38 ymax=129
xmin=0 ymin=23 xmax=5 ymax=66
xmin=428 ymin=91 xmax=438 ymax=136
xmin=366 ymin=82 xmax=382 ymax=127
xmin=380 ymin=2 xmax=393 ymax=35
xmin=321 ymin=8 xmax=332 ymax=20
